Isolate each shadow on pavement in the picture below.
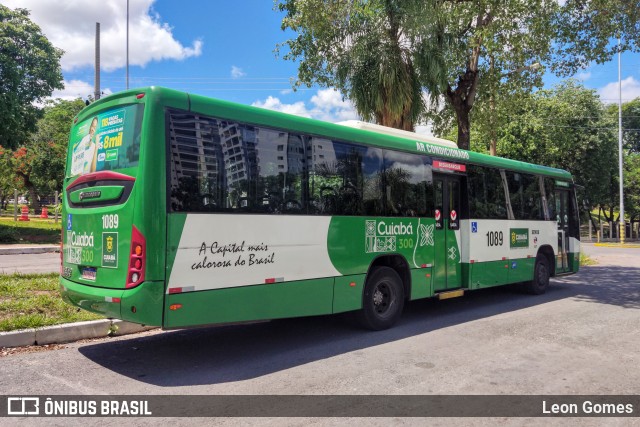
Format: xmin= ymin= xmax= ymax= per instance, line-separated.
xmin=78 ymin=264 xmax=639 ymax=387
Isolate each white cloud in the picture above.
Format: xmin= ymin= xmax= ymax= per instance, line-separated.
xmin=414 ymin=124 xmax=435 ymax=137
xmin=598 ymin=77 xmax=640 ymax=104
xmin=231 ymin=66 xmax=246 ymax=79
xmin=50 ymin=80 xmax=113 ymax=101
xmin=253 ymin=88 xmax=359 ymax=123
xmin=4 ymin=0 xmax=202 ymax=71
xmin=309 ymin=89 xmax=359 ymax=122
xmin=252 ymin=96 xmax=312 ymax=118
xmin=576 ymin=71 xmax=592 ymax=81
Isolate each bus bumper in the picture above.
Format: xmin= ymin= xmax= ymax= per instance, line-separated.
xmin=60 ymin=277 xmax=164 ymax=327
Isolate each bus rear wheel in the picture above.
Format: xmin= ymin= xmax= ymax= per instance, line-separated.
xmin=357 ymin=267 xmax=404 ymax=330
xmin=525 ymin=254 xmax=550 ymax=295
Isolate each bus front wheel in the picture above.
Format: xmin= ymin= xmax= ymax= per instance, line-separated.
xmin=357 ymin=267 xmax=404 ymax=330
xmin=525 ymin=254 xmax=550 ymax=295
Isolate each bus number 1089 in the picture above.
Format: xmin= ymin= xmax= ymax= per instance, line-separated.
xmin=486 ymin=231 xmax=504 ymax=247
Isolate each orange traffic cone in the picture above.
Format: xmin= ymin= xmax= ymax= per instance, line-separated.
xmin=40 ymin=206 xmax=48 ymax=218
xmin=18 ymin=205 xmax=30 ymax=221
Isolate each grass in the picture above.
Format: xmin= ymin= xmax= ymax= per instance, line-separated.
xmin=0 ymin=273 xmax=102 ymax=332
xmin=0 ymin=217 xmax=61 ymax=244
xmin=580 ymin=252 xmax=597 ymax=266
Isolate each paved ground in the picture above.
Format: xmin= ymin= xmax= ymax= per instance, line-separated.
xmin=0 ymin=244 xmax=638 ymax=425
xmin=0 ymin=252 xmax=59 ymax=275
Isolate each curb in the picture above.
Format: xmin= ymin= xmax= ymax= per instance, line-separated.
xmin=0 ymin=246 xmax=60 ymax=255
xmin=593 ymin=243 xmax=640 ymax=248
xmin=0 ymin=319 xmax=157 ymax=348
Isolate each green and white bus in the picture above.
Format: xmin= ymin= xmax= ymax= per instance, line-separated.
xmin=60 ymin=87 xmax=580 ymax=330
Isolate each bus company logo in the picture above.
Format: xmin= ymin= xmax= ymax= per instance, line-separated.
xmin=7 ymin=397 xmax=40 ymax=415
xmin=510 ymin=228 xmax=529 ymax=248
xmin=68 ymin=231 xmax=94 ymax=247
xmin=79 ymin=190 xmax=101 ymax=200
xmin=365 ymin=220 xmax=394 ymax=253
xmin=66 ymin=245 xmax=82 ymax=265
xmin=105 ymin=149 xmax=118 ymax=161
xmin=365 ymin=220 xmax=415 ymax=253
xmin=102 ymin=232 xmax=118 ymax=268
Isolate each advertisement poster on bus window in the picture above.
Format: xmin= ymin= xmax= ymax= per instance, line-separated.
xmin=69 ymin=105 xmax=139 ymax=176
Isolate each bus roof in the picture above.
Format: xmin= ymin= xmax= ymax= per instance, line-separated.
xmin=95 ymin=86 xmax=574 ymax=181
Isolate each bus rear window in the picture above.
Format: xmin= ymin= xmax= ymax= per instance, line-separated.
xmin=68 ymin=104 xmax=143 ymax=177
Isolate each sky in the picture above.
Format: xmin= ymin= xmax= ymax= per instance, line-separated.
xmin=5 ymin=0 xmax=640 ymax=133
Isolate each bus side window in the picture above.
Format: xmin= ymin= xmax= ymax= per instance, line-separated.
xmin=467 ymin=165 xmax=507 ymax=219
xmin=506 ymin=171 xmax=543 ymax=220
xmin=382 ymin=150 xmax=432 ymax=217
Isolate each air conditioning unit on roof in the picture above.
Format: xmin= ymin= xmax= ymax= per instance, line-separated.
xmin=336 ymin=120 xmax=458 ymax=149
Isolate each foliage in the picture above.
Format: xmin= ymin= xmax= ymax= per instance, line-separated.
xmin=552 ymin=0 xmax=640 ymax=76
xmin=0 ymin=146 xmax=18 ymax=205
xmin=277 ymin=0 xmax=448 ymax=131
xmin=0 ymin=99 xmax=84 ymax=210
xmin=432 ymin=0 xmax=555 ymax=149
xmin=29 ymin=99 xmax=86 ymax=194
xmin=278 ymin=0 xmax=556 ymax=150
xmin=10 ymin=145 xmax=39 ymax=211
xmin=605 ymin=98 xmax=640 ymax=154
xmin=623 ymin=153 xmax=640 ymax=222
xmin=0 ymin=5 xmax=63 ymax=150
xmin=0 ymin=218 xmax=61 ymax=244
xmin=468 ymin=81 xmax=618 ymax=213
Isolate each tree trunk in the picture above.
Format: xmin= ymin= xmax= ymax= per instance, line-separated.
xmin=379 ymin=110 xmax=414 ymax=131
xmin=27 ymin=183 xmax=39 ymax=213
xmin=455 ymin=108 xmax=471 ymax=151
xmin=445 ymin=68 xmax=478 ymax=151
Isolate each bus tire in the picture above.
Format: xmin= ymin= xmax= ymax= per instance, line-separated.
xmin=525 ymin=254 xmax=550 ymax=295
xmin=357 ymin=267 xmax=405 ymax=330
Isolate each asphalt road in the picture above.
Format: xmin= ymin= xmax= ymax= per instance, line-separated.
xmin=0 ymin=252 xmax=59 ymax=275
xmin=0 ymin=244 xmax=638 ymax=425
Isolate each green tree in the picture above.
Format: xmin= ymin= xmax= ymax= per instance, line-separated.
xmin=605 ymin=98 xmax=640 ymax=153
xmin=625 ymin=154 xmax=640 ymax=237
xmin=0 ymin=146 xmax=18 ymax=209
xmin=29 ymin=99 xmax=86 ymax=196
xmin=277 ymin=0 xmax=448 ymax=131
xmin=553 ymin=0 xmax=640 ymax=76
xmin=481 ymin=81 xmax=618 ymax=217
xmin=0 ymin=5 xmax=63 ymax=150
xmin=278 ymin=0 xmax=556 ymax=150
xmin=624 ymin=153 xmax=640 ymax=230
xmin=433 ymin=0 xmax=554 ymax=150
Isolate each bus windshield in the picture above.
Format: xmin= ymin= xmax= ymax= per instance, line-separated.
xmin=67 ymin=104 xmax=143 ymax=177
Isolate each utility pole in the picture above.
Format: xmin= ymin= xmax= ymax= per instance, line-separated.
xmin=618 ymin=39 xmax=625 ymax=244
xmin=126 ymin=0 xmax=130 ymax=90
xmin=95 ymin=23 xmax=101 ymax=100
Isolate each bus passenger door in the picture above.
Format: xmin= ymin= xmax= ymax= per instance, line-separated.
xmin=555 ymin=189 xmax=571 ymax=273
xmin=433 ymin=175 xmax=462 ymax=291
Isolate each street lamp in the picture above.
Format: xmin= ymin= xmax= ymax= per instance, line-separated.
xmin=618 ymin=39 xmax=625 ymax=243
xmin=126 ymin=0 xmax=129 ymax=90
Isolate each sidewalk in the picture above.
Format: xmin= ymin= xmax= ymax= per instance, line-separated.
xmin=0 ymin=244 xmax=59 ymax=255
xmin=0 ymin=320 xmax=158 ymax=349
